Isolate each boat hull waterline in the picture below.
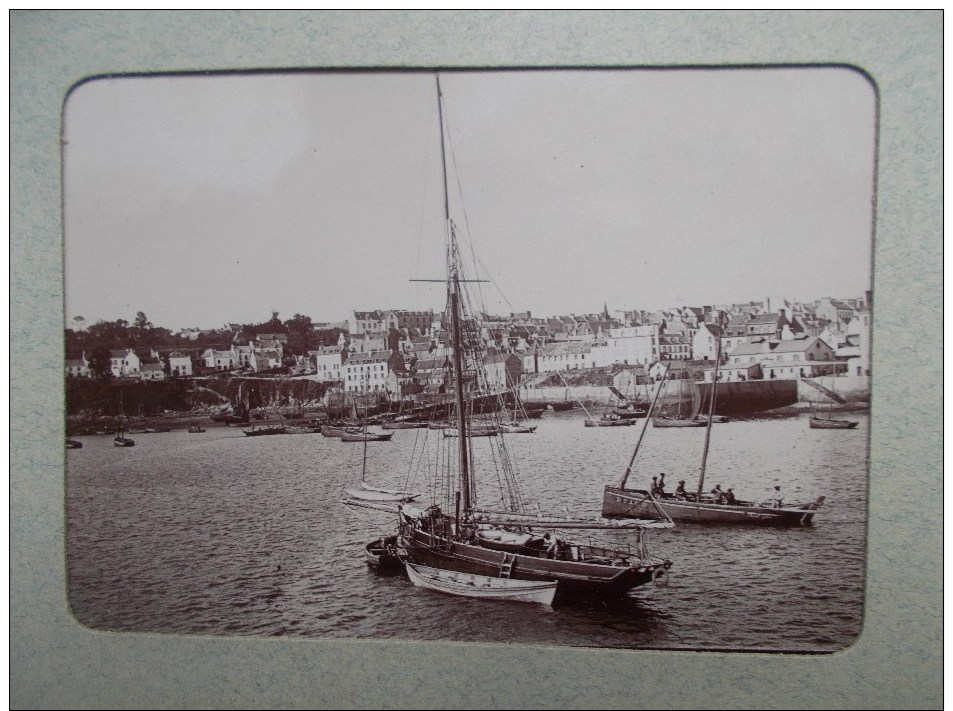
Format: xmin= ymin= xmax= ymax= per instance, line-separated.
xmin=602 ymin=487 xmax=824 ymax=527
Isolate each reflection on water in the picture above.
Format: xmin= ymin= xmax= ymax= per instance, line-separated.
xmin=66 ymin=410 xmax=867 ymax=652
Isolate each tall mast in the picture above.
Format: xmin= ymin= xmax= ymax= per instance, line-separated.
xmin=436 ymin=74 xmax=472 ymax=513
xmin=696 ymin=334 xmax=722 ymax=499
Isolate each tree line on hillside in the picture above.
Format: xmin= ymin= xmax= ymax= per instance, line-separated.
xmin=66 ymin=310 xmax=344 ymax=380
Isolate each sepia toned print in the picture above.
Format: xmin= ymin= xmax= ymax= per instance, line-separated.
xmin=64 ymin=68 xmax=873 ymax=652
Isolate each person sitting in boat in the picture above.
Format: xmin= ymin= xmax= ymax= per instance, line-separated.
xmin=544 ymin=533 xmax=566 ymax=559
xmin=710 ymin=484 xmax=724 ymax=503
xmin=772 ymin=485 xmax=784 ymax=508
xmin=657 ymin=472 xmax=666 ymax=497
xmin=723 ymin=488 xmax=737 ymax=505
xmin=650 ymin=476 xmax=660 ymax=496
xmin=674 ymin=480 xmax=688 ymax=500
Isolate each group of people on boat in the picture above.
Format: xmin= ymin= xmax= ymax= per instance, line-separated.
xmin=652 ymin=475 xmax=786 ymax=508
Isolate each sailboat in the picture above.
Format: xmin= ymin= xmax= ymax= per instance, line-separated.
xmin=809 ymin=379 xmax=858 ymax=429
xmin=346 ymin=75 xmax=673 ymax=601
xmin=650 ymin=367 xmax=706 ymax=428
xmin=113 ymin=390 xmax=135 ymax=447
xmin=603 ymin=341 xmax=825 ymax=526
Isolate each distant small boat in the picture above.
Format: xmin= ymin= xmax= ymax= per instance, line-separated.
xmin=584 ymin=416 xmax=636 ymax=427
xmin=443 ymin=424 xmax=499 ymax=437
xmin=65 ymin=438 xmax=83 ymax=449
xmin=243 ymin=425 xmax=288 ymax=436
xmin=187 ymin=424 xmax=206 ymax=433
xmin=404 ymin=561 xmax=558 ymax=605
xmin=381 ymin=421 xmax=428 ymax=430
xmin=113 ymin=435 xmax=135 ymax=447
xmin=652 ymin=416 xmax=707 ymax=428
xmin=693 ymin=413 xmax=730 ymax=424
xmin=499 ymin=422 xmax=537 ymax=434
xmin=345 ymin=484 xmax=420 ymax=502
xmin=809 ymin=416 xmax=858 ymax=430
xmin=341 ymin=431 xmax=393 ymax=442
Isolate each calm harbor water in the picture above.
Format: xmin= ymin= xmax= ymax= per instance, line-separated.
xmin=65 ymin=410 xmax=867 ymax=652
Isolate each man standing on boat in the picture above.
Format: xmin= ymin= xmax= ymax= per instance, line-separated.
xmin=772 ymin=485 xmax=784 ymax=508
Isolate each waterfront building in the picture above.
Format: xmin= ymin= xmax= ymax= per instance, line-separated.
xmin=314 ymin=346 xmax=345 ymax=383
xmin=343 ymin=350 xmax=403 ymax=394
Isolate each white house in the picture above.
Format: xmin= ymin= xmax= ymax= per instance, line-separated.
xmin=201 ymin=347 xmax=238 ymax=371
xmin=343 ymin=350 xmax=400 ymax=393
xmin=691 ymin=324 xmax=723 ymax=362
xmin=65 ymin=353 xmax=90 ymax=378
xmin=109 ymin=348 xmax=141 ymax=377
xmin=314 ymin=346 xmax=345 ymax=383
xmin=167 ymin=351 xmax=193 ymax=377
xmin=139 ymin=363 xmax=166 ymax=381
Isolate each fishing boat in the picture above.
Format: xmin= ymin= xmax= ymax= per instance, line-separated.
xmin=809 ymin=416 xmax=858 ymax=430
xmin=404 ymin=560 xmax=558 ymax=605
xmin=187 ymin=424 xmax=206 ymax=433
xmin=603 ymin=345 xmax=825 ymax=527
xmin=346 ymin=75 xmax=673 ymax=602
xmin=65 ymin=438 xmax=83 ymax=449
xmin=321 ymin=424 xmax=359 ymax=437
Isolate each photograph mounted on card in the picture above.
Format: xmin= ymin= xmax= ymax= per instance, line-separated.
xmin=63 ymin=66 xmax=875 ymax=652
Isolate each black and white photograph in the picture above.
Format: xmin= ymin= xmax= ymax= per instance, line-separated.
xmin=62 ymin=67 xmax=874 ymax=652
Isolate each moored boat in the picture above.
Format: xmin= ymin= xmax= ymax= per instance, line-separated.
xmin=809 ymin=416 xmax=858 ymax=429
xmin=346 ymin=74 xmax=674 ymax=603
xmin=364 ymin=535 xmax=404 ymax=571
xmin=652 ymin=416 xmax=706 ymax=428
xmin=242 ymin=425 xmax=288 ymax=436
xmin=602 ymin=487 xmax=825 ymax=527
xmin=602 ymin=344 xmax=824 ymax=527
xmin=585 ymin=415 xmax=636 ymax=427
xmin=404 ymin=560 xmax=558 ymax=605
xmin=341 ymin=431 xmax=394 ymax=442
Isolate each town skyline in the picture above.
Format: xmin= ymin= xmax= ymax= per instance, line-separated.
xmin=64 ymin=69 xmax=875 ymax=333
xmin=66 ymin=289 xmax=870 ymax=335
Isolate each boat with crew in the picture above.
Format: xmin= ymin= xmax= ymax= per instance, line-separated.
xmin=603 ymin=344 xmax=824 ymax=527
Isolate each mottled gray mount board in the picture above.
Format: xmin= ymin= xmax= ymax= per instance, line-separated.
xmin=10 ymin=10 xmax=942 ymax=710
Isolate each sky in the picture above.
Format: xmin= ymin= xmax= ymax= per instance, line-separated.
xmin=63 ymin=68 xmax=876 ymax=331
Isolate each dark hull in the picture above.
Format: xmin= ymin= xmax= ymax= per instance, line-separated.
xmin=695 ymin=380 xmax=799 ymax=416
xmin=399 ymin=525 xmax=668 ymax=599
xmin=652 ymin=417 xmax=706 ymax=428
xmin=365 ymin=536 xmax=404 ymax=572
xmin=243 ymin=426 xmax=288 ymax=436
xmin=810 ymin=417 xmax=858 ymax=429
xmin=602 ymin=486 xmax=822 ymax=527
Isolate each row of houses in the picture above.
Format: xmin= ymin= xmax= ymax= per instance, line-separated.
xmin=65 ymin=348 xmax=194 ymax=380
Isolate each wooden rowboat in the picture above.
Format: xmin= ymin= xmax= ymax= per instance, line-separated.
xmin=404 ymin=561 xmax=557 ymax=605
